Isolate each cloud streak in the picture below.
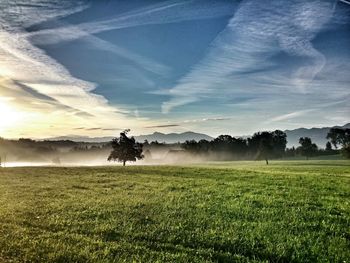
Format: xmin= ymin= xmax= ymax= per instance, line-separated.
xmin=145 ymin=117 xmax=232 ymax=129
xmin=161 ymin=0 xmax=336 ymax=113
xmin=0 ymin=0 xmax=90 ymax=29
xmin=29 ymin=21 xmax=170 ymax=75
xmin=0 ymin=0 xmax=348 ymax=138
xmin=339 ymin=0 xmax=350 ymax=5
xmin=29 ymin=0 xmax=236 ymax=43
xmin=25 ymin=1 xmax=237 ymax=75
xmin=145 ymin=124 xmax=180 ymax=129
xmin=269 ymin=109 xmax=316 ymax=122
xmin=0 ymin=0 xmax=154 ymax=137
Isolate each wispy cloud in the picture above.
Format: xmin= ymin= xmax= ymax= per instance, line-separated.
xmin=0 ymin=0 xmax=348 ymax=138
xmin=145 ymin=124 xmax=180 ymax=129
xmin=161 ymin=0 xmax=336 ymax=113
xmin=0 ymin=29 xmax=111 ymax=116
xmin=29 ymin=0 xmax=236 ymax=43
xmin=29 ymin=22 xmax=170 ymax=76
xmin=269 ymin=109 xmax=316 ymax=122
xmin=102 ymin=128 xmax=121 ymax=131
xmin=339 ymin=0 xmax=350 ymax=5
xmin=145 ymin=116 xmax=231 ymax=128
xmin=0 ymin=0 xmax=154 ymax=137
xmin=26 ymin=0 xmax=237 ymax=75
xmin=266 ymin=99 xmax=349 ymax=125
xmin=183 ymin=117 xmax=232 ymax=123
xmin=74 ymin=127 xmax=120 ymax=131
xmin=0 ymin=0 xmax=90 ymax=29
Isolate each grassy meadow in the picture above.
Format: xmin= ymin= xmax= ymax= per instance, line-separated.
xmin=0 ymin=161 xmax=349 ymax=262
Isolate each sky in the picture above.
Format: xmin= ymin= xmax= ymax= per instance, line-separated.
xmin=0 ymin=0 xmax=349 ymax=139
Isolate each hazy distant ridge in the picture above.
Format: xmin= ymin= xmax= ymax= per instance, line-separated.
xmin=135 ymin=131 xmax=213 ymax=143
xmin=284 ymin=123 xmax=350 ymax=147
xmin=47 ymin=123 xmax=350 ymax=147
xmin=48 ymin=132 xmax=213 ymax=144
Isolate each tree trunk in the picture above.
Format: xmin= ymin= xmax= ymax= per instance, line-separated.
xmin=265 ymin=159 xmax=269 ymax=165
xmin=123 ymin=160 xmax=126 ymax=166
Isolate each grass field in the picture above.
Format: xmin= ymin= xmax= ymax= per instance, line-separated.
xmin=0 ymin=161 xmax=349 ymax=262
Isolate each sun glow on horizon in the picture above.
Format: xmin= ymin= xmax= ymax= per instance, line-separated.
xmin=0 ymin=100 xmax=24 ymax=134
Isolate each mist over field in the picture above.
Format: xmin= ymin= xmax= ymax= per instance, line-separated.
xmin=0 ymin=138 xmax=216 ymax=167
xmin=1 ymin=125 xmax=347 ymax=168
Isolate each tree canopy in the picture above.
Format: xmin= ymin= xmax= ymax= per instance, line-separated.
xmin=181 ymin=130 xmax=287 ymax=164
xmin=327 ymin=128 xmax=350 ymax=159
xmin=249 ymin=130 xmax=287 ymax=164
xmin=298 ymin=137 xmax=318 ymax=160
xmin=108 ymin=130 xmax=144 ymax=166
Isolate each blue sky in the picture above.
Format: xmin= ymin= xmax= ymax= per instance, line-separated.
xmin=0 ymin=0 xmax=349 ymax=138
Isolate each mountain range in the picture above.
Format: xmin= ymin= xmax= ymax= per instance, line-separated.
xmin=48 ymin=131 xmax=213 ymax=144
xmin=284 ymin=123 xmax=350 ymax=148
xmin=47 ymin=123 xmax=350 ymax=148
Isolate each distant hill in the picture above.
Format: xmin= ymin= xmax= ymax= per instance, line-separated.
xmin=47 ymin=132 xmax=213 ymax=144
xmin=135 ymin=131 xmax=213 ymax=143
xmin=284 ymin=123 xmax=350 ymax=148
xmin=47 ymin=135 xmax=114 ymax=143
xmin=46 ymin=123 xmax=350 ymax=147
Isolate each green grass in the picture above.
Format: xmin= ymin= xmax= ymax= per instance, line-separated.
xmin=0 ymin=161 xmax=349 ymax=262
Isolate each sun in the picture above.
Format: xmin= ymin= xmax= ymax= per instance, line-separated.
xmin=0 ymin=100 xmax=23 ymax=133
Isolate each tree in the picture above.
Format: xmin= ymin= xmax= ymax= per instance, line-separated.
xmin=326 ymin=128 xmax=350 ymax=159
xmin=298 ymin=137 xmax=318 ymax=160
xmin=108 ymin=130 xmax=144 ymax=166
xmin=285 ymin=147 xmax=297 ymax=158
xmin=326 ymin=128 xmax=350 ymax=149
xmin=210 ymin=135 xmax=234 ymax=154
xmin=182 ymin=140 xmax=201 ymax=153
xmin=249 ymin=130 xmax=287 ymax=165
xmin=258 ymin=132 xmax=274 ymax=165
xmin=325 ymin=141 xmax=332 ymax=152
xmin=271 ymin=130 xmax=288 ymax=158
xmin=342 ymin=146 xmax=350 ymax=159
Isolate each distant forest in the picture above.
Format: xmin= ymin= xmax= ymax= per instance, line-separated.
xmin=1 ymin=127 xmax=348 ymax=166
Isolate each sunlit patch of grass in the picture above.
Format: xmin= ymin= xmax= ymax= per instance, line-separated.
xmin=0 ymin=160 xmax=349 ymax=262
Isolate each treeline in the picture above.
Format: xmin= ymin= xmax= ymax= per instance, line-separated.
xmin=181 ymin=128 xmax=349 ymax=162
xmin=182 ymin=131 xmax=286 ymax=164
xmin=0 ymin=127 xmax=349 ymax=165
xmin=0 ymin=138 xmax=109 ymax=164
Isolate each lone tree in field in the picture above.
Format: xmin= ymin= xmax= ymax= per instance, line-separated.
xmin=298 ymin=137 xmax=318 ymax=160
xmin=257 ymin=132 xmax=274 ymax=165
xmin=108 ymin=130 xmax=144 ymax=166
xmin=249 ymin=130 xmax=287 ymax=165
